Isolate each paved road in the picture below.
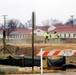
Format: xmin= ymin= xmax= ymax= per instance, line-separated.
xmin=10 ymin=72 xmax=76 ymax=75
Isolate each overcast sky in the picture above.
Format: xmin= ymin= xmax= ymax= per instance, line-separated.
xmin=0 ymin=0 xmax=76 ymax=25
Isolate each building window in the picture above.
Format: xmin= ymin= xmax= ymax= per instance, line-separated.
xmin=20 ymin=35 xmax=21 ymax=38
xmin=50 ymin=35 xmax=51 ymax=38
xmin=15 ymin=35 xmax=17 ymax=39
xmin=73 ymin=34 xmax=76 ymax=37
xmin=60 ymin=34 xmax=62 ymax=38
xmin=17 ymin=35 xmax=19 ymax=38
xmin=23 ymin=35 xmax=25 ymax=37
xmin=64 ymin=34 xmax=66 ymax=38
xmin=69 ymin=34 xmax=70 ymax=38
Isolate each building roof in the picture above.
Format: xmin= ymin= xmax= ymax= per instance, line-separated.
xmin=10 ymin=28 xmax=31 ymax=35
xmin=49 ymin=24 xmax=76 ymax=33
xmin=0 ymin=25 xmax=50 ymax=34
xmin=10 ymin=26 xmax=50 ymax=35
xmin=34 ymin=26 xmax=50 ymax=31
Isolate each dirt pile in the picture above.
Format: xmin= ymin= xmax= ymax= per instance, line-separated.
xmin=0 ymin=43 xmax=76 ymax=56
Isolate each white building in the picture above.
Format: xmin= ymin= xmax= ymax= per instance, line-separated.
xmin=49 ymin=24 xmax=76 ymax=38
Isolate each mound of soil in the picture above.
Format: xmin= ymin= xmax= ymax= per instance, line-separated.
xmin=0 ymin=43 xmax=76 ymax=56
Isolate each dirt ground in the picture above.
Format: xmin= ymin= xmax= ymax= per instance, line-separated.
xmin=0 ymin=43 xmax=76 ymax=74
xmin=0 ymin=43 xmax=76 ymax=55
xmin=0 ymin=43 xmax=76 ymax=64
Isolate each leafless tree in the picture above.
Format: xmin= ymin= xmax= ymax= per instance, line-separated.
xmin=42 ymin=18 xmax=62 ymax=26
xmin=7 ymin=19 xmax=20 ymax=29
xmin=6 ymin=19 xmax=21 ymax=39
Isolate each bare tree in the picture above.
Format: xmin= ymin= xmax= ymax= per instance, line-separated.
xmin=18 ymin=23 xmax=25 ymax=28
xmin=7 ymin=19 xmax=20 ymax=29
xmin=65 ymin=18 xmax=76 ymax=25
xmin=42 ymin=18 xmax=62 ymax=26
xmin=25 ymin=19 xmax=32 ymax=28
xmin=6 ymin=19 xmax=21 ymax=39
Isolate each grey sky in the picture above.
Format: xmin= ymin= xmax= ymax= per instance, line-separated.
xmin=0 ymin=0 xmax=76 ymax=25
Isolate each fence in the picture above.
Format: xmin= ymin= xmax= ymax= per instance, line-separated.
xmin=1 ymin=38 xmax=76 ymax=44
xmin=50 ymin=38 xmax=76 ymax=44
xmin=0 ymin=55 xmax=40 ymax=67
xmin=36 ymin=48 xmax=76 ymax=74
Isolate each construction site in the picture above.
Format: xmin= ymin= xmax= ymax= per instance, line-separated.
xmin=0 ymin=37 xmax=76 ymax=74
xmin=0 ymin=12 xmax=76 ymax=74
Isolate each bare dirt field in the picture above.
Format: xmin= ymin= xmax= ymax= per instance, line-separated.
xmin=0 ymin=43 xmax=76 ymax=63
xmin=1 ymin=43 xmax=76 ymax=56
xmin=0 ymin=43 xmax=76 ymax=74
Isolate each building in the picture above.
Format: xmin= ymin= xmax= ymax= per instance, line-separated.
xmin=34 ymin=26 xmax=50 ymax=36
xmin=1 ymin=24 xmax=76 ymax=40
xmin=9 ymin=26 xmax=50 ymax=39
xmin=9 ymin=28 xmax=31 ymax=39
xmin=49 ymin=24 xmax=76 ymax=38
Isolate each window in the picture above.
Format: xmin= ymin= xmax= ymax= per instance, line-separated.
xmin=64 ymin=34 xmax=66 ymax=38
xmin=23 ymin=35 xmax=25 ymax=37
xmin=17 ymin=35 xmax=19 ymax=38
xmin=69 ymin=34 xmax=70 ymax=37
xmin=50 ymin=35 xmax=51 ymax=38
xmin=15 ymin=35 xmax=17 ymax=39
xmin=60 ymin=34 xmax=62 ymax=38
xmin=20 ymin=35 xmax=21 ymax=38
xmin=73 ymin=34 xmax=76 ymax=37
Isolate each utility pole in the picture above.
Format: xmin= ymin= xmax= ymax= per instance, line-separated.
xmin=0 ymin=15 xmax=12 ymax=54
xmin=71 ymin=15 xmax=74 ymax=27
xmin=1 ymin=15 xmax=8 ymax=29
xmin=1 ymin=15 xmax=8 ymax=53
xmin=32 ymin=12 xmax=35 ymax=72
